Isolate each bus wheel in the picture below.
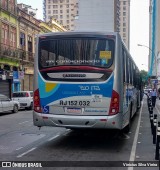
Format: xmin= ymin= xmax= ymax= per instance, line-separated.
xmin=123 ymin=109 xmax=132 ymax=133
xmin=12 ymin=104 xmax=18 ymax=113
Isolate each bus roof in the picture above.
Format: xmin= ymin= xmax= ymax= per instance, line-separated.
xmin=37 ymin=31 xmax=120 ymax=38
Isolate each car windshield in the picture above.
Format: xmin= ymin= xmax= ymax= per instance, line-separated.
xmin=13 ymin=93 xmax=26 ymax=97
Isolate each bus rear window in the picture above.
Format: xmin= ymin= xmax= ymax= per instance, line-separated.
xmin=39 ymin=38 xmax=115 ymax=69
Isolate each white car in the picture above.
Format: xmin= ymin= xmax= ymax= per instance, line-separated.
xmin=12 ymin=91 xmax=33 ymax=110
xmin=0 ymin=94 xmax=20 ymax=113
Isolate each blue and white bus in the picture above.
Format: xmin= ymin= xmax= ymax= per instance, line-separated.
xmin=33 ymin=32 xmax=142 ymax=132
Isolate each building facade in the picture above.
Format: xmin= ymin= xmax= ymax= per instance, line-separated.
xmin=17 ymin=7 xmax=41 ymax=91
xmin=0 ymin=1 xmax=67 ymax=97
xmin=0 ymin=0 xmax=18 ymax=97
xmin=43 ymin=0 xmax=78 ymax=30
xmin=119 ymin=0 xmax=130 ymax=49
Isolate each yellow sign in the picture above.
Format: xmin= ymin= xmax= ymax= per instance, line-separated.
xmin=100 ymin=51 xmax=111 ymax=59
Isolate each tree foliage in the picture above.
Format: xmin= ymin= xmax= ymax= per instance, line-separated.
xmin=140 ymin=70 xmax=148 ymax=85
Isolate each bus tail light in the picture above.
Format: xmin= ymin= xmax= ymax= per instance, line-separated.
xmin=34 ymin=89 xmax=42 ymax=113
xmin=109 ymin=90 xmax=119 ymax=115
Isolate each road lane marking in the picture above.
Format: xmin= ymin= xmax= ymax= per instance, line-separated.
xmin=17 ymin=147 xmax=36 ymax=158
xmin=47 ymin=134 xmax=60 ymax=141
xmin=16 ymin=147 xmax=23 ymax=151
xmin=128 ymin=101 xmax=143 ymax=170
xmin=19 ymin=121 xmax=29 ymax=125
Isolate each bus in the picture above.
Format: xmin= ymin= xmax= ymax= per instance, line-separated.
xmin=33 ymin=31 xmax=142 ymax=132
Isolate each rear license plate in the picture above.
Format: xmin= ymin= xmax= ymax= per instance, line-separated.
xmin=65 ymin=108 xmax=82 ymax=114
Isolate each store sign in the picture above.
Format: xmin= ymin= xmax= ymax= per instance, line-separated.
xmin=13 ymin=71 xmax=20 ymax=83
xmin=19 ymin=71 xmax=24 ymax=79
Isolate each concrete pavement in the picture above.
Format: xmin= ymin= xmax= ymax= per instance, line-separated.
xmin=132 ymin=95 xmax=160 ymax=169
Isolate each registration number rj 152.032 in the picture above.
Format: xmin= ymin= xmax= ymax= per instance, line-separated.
xmin=59 ymin=100 xmax=90 ymax=106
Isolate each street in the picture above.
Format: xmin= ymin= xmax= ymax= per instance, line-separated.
xmin=0 ymin=96 xmax=159 ymax=170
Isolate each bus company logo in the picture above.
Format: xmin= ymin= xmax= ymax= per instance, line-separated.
xmin=2 ymin=162 xmax=11 ymax=167
xmin=63 ymin=74 xmax=86 ymax=78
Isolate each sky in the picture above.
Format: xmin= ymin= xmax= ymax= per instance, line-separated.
xmin=17 ymin=0 xmax=149 ymax=71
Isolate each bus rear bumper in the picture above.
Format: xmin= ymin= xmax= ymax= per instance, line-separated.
xmin=33 ymin=112 xmax=123 ymax=130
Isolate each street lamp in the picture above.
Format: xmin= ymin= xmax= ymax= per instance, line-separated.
xmin=137 ymin=44 xmax=157 ymax=77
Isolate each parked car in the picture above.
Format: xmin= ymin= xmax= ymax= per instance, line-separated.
xmin=12 ymin=91 xmax=33 ymax=110
xmin=0 ymin=94 xmax=20 ymax=113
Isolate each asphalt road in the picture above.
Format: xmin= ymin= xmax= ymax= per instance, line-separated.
xmin=0 ymin=99 xmax=159 ymax=170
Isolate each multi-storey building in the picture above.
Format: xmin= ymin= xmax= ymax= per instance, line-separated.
xmin=119 ymin=0 xmax=130 ymax=49
xmin=75 ymin=0 xmax=120 ymax=32
xmin=43 ymin=0 xmax=78 ymax=30
xmin=0 ymin=1 xmax=67 ymax=97
xmin=17 ymin=6 xmax=67 ymax=91
xmin=149 ymin=0 xmax=160 ymax=80
xmin=17 ymin=3 xmax=38 ymax=18
xmin=17 ymin=7 xmax=41 ymax=91
xmin=0 ymin=0 xmax=18 ymax=97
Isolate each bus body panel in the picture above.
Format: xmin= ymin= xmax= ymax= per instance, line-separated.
xmin=33 ymin=111 xmax=123 ymax=129
xmin=38 ymin=72 xmax=114 ymax=116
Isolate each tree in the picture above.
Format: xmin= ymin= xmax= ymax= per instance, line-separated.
xmin=140 ymin=70 xmax=148 ymax=87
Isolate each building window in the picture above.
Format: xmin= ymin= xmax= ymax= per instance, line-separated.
xmin=53 ymin=5 xmax=58 ymax=8
xmin=2 ymin=23 xmax=9 ymax=45
xmin=67 ymin=15 xmax=69 ymax=18
xmin=60 ymin=15 xmax=63 ymax=19
xmin=123 ymin=1 xmax=126 ymax=5
xmin=48 ymin=10 xmax=51 ymax=14
xmin=67 ymin=20 xmax=69 ymax=24
xmin=60 ymin=10 xmax=63 ymax=13
xmin=53 ymin=15 xmax=58 ymax=19
xmin=66 ymin=9 xmax=69 ymax=13
xmin=48 ymin=5 xmax=51 ymax=9
xmin=123 ymin=23 xmax=126 ymax=27
xmin=20 ymin=32 xmax=25 ymax=50
xmin=1 ymin=0 xmax=7 ymax=9
xmin=28 ymin=36 xmax=32 ymax=52
xmin=123 ymin=28 xmax=126 ymax=32
xmin=123 ymin=6 xmax=126 ymax=10
xmin=10 ymin=27 xmax=16 ymax=48
xmin=60 ymin=0 xmax=64 ymax=3
xmin=60 ymin=5 xmax=63 ymax=8
xmin=123 ymin=12 xmax=126 ymax=16
xmin=66 ymin=4 xmax=69 ymax=8
xmin=9 ymin=0 xmax=15 ymax=13
xmin=53 ymin=10 xmax=58 ymax=14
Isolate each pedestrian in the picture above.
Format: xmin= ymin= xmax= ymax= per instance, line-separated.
xmin=150 ymin=88 xmax=157 ymax=107
xmin=158 ymin=88 xmax=160 ymax=100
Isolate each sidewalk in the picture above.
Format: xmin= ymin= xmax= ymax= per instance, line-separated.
xmin=133 ymin=96 xmax=159 ymax=169
xmin=156 ymin=97 xmax=160 ymax=114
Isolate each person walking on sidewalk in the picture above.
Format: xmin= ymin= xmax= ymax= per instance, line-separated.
xmin=150 ymin=88 xmax=157 ymax=107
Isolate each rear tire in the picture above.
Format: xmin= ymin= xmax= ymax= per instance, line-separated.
xmin=29 ymin=102 xmax=33 ymax=110
xmin=123 ymin=106 xmax=132 ymax=133
xmin=12 ymin=104 xmax=18 ymax=113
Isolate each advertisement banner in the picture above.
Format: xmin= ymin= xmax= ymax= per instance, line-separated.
xmin=13 ymin=71 xmax=20 ymax=83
